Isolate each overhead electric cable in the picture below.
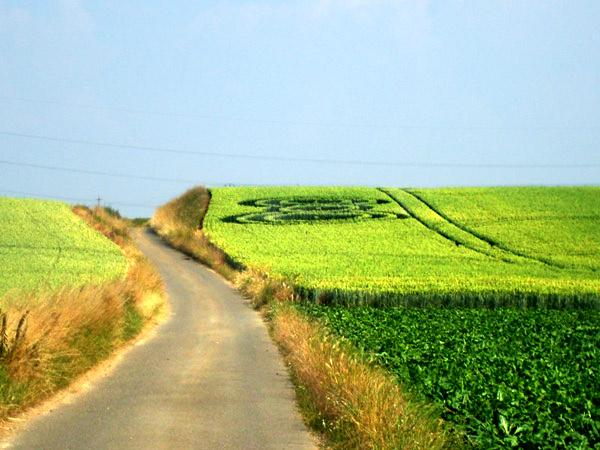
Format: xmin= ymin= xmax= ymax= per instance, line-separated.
xmin=104 ymin=200 xmax=160 ymax=208
xmin=0 ymin=96 xmax=383 ymax=129
xmin=0 ymin=189 xmax=93 ymax=203
xmin=0 ymin=188 xmax=157 ymax=208
xmin=1 ymin=130 xmax=599 ymax=168
xmin=1 ymin=95 xmax=599 ymax=130
xmin=0 ymin=159 xmax=197 ymax=183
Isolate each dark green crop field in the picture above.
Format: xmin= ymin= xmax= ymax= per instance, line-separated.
xmin=299 ymin=304 xmax=600 ymax=449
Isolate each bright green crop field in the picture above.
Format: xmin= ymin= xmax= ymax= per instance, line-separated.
xmin=205 ymin=186 xmax=600 ymax=448
xmin=205 ymin=186 xmax=600 ymax=308
xmin=0 ymin=198 xmax=127 ymax=296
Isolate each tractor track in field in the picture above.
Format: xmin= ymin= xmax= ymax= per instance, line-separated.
xmin=378 ymin=187 xmax=512 ymax=262
xmin=379 ymin=188 xmax=566 ymax=270
xmin=402 ymin=189 xmax=568 ymax=270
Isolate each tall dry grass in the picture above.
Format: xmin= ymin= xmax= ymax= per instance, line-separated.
xmin=73 ymin=205 xmax=130 ymax=248
xmin=235 ymin=268 xmax=295 ymax=309
xmin=272 ymin=306 xmax=456 ymax=450
xmin=151 ymin=186 xmax=238 ymax=279
xmin=0 ymin=206 xmax=164 ymax=419
xmin=151 ymin=186 xmax=210 ymax=235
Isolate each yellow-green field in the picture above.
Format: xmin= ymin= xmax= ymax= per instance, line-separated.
xmin=0 ymin=198 xmax=128 ymax=295
xmin=205 ymin=186 xmax=600 ymax=308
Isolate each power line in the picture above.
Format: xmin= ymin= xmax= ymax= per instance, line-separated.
xmin=0 ymin=159 xmax=199 ymax=183
xmin=106 ymin=200 xmax=158 ymax=208
xmin=2 ymin=130 xmax=599 ymax=168
xmin=0 ymin=189 xmax=93 ymax=203
xmin=2 ymin=95 xmax=599 ymax=131
xmin=1 ymin=96 xmax=383 ymax=129
xmin=0 ymin=188 xmax=158 ymax=208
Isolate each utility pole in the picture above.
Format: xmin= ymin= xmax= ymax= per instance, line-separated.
xmin=96 ymin=195 xmax=101 ymax=210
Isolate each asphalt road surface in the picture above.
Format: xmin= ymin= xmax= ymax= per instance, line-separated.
xmin=4 ymin=229 xmax=316 ymax=450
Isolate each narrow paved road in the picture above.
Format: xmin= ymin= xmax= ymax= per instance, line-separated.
xmin=4 ymin=229 xmax=316 ymax=450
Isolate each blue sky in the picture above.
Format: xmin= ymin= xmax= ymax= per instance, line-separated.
xmin=1 ymin=1 xmax=599 ymax=217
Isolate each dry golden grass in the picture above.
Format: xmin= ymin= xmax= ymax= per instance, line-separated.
xmin=1 ymin=284 xmax=121 ymax=399
xmin=151 ymin=186 xmax=238 ymax=280
xmin=272 ymin=305 xmax=455 ymax=450
xmin=73 ymin=205 xmax=130 ymax=248
xmin=0 ymin=206 xmax=164 ymax=419
xmin=235 ymin=268 xmax=295 ymax=309
xmin=151 ymin=186 xmax=210 ymax=235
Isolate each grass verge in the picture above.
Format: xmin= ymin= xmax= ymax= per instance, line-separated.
xmin=0 ymin=206 xmax=164 ymax=420
xmin=272 ymin=304 xmax=456 ymax=449
xmin=152 ymin=187 xmax=459 ymax=449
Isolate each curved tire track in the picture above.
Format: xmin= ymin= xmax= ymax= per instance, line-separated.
xmin=379 ymin=188 xmax=563 ymax=269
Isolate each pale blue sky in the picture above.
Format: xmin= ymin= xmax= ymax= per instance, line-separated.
xmin=1 ymin=1 xmax=599 ymax=217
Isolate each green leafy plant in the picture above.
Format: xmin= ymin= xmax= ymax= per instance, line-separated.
xmin=299 ymin=304 xmax=600 ymax=449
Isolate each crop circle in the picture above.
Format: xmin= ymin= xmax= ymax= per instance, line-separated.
xmin=223 ymin=197 xmax=407 ymax=224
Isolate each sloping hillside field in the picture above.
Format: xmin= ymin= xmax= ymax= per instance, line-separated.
xmin=205 ymin=186 xmax=600 ymax=448
xmin=0 ymin=198 xmax=127 ymax=295
xmin=206 ymin=186 xmax=600 ymax=308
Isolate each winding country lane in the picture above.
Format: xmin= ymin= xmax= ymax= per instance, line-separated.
xmin=3 ymin=229 xmax=316 ymax=450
